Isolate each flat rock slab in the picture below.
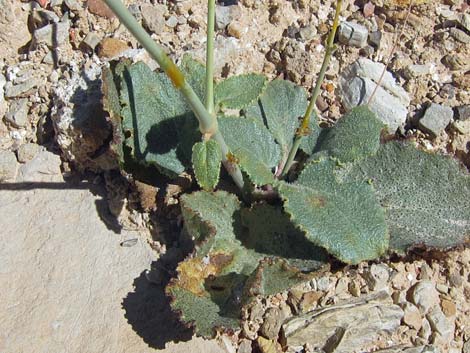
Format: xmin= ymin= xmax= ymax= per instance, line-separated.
xmin=0 ymin=150 xmax=223 ymax=353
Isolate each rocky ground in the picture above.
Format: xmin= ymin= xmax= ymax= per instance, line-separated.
xmin=0 ymin=0 xmax=469 ymax=352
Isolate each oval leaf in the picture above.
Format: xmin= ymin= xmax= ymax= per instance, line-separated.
xmin=192 ymin=140 xmax=222 ymax=191
xmin=215 ymin=74 xmax=267 ymax=110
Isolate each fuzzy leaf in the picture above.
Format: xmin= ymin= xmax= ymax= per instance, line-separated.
xmin=180 ymin=54 xmax=207 ymax=102
xmin=348 ymin=142 xmax=470 ymax=253
xmin=313 ymin=106 xmax=384 ymax=162
xmin=278 ymin=158 xmax=389 ymax=264
xmin=118 ymin=62 xmax=198 ymax=177
xmin=215 ymin=74 xmax=267 ymax=110
xmin=218 ymin=116 xmax=280 ymax=169
xmin=192 ymin=140 xmax=222 ymax=191
xmin=244 ymin=79 xmax=319 ymax=159
xmin=234 ymin=148 xmax=275 ymax=186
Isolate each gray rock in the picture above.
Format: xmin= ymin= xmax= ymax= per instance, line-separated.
xmin=238 ymin=339 xmax=252 ymax=353
xmin=260 ymin=307 xmax=284 ymax=339
xmin=32 ymin=21 xmax=70 ymax=47
xmin=363 ymin=263 xmax=390 ymax=291
xmin=419 ymin=318 xmax=432 ymax=341
xmin=374 ymin=346 xmax=440 ymax=353
xmin=82 ymin=32 xmax=102 ymax=51
xmin=0 ymin=149 xmax=18 ymax=181
xmin=215 ymin=5 xmax=240 ymax=30
xmin=426 ymin=306 xmax=454 ymax=341
xmin=64 ymin=0 xmax=82 ymax=11
xmin=4 ymin=78 xmax=42 ymax=98
xmin=410 ymin=281 xmax=440 ymax=314
xmin=141 ymin=4 xmax=166 ymax=34
xmin=127 ymin=4 xmax=142 ymax=22
xmin=5 ymin=98 xmax=29 ymax=128
xmin=449 ymin=28 xmax=470 ymax=44
xmin=299 ymin=24 xmax=317 ymax=42
xmin=369 ymin=30 xmax=382 ymax=48
xmin=455 ymin=105 xmax=470 ymax=121
xmin=17 ymin=143 xmax=40 ymax=163
xmin=338 ymin=21 xmax=369 ymax=48
xmin=166 ymin=15 xmax=178 ymax=28
xmin=316 ymin=276 xmax=330 ymax=291
xmin=403 ymin=64 xmax=432 ymax=79
xmin=458 ymin=13 xmax=470 ymax=32
xmin=463 ymin=339 xmax=470 ymax=353
xmin=418 ymin=103 xmax=453 ymax=138
xmin=281 ymin=291 xmax=403 ymax=352
xmin=17 ymin=150 xmax=62 ymax=182
xmin=338 ymin=58 xmax=410 ymax=131
xmin=402 ymin=302 xmax=423 ymax=330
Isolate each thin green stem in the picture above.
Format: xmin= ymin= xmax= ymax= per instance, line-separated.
xmin=205 ymin=0 xmax=215 ymax=115
xmin=103 ymin=0 xmax=244 ymax=189
xmin=280 ymin=0 xmax=342 ymax=178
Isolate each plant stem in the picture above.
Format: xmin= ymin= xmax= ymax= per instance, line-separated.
xmin=205 ymin=0 xmax=215 ymax=115
xmin=280 ymin=0 xmax=342 ymax=178
xmin=103 ymin=0 xmax=244 ymax=190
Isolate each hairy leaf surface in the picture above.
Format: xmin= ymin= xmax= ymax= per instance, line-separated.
xmin=192 ymin=140 xmax=222 ymax=191
xmin=348 ymin=142 xmax=470 ymax=253
xmin=278 ymin=158 xmax=389 ymax=264
xmin=215 ymin=74 xmax=267 ymax=110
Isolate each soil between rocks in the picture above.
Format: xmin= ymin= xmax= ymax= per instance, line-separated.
xmin=0 ymin=0 xmax=469 ymax=352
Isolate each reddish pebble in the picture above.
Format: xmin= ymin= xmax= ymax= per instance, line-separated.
xmin=36 ymin=0 xmax=49 ymax=8
xmin=87 ymin=0 xmax=116 ymax=19
xmin=363 ymin=2 xmax=375 ymax=18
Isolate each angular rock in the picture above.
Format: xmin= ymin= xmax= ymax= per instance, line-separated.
xmin=17 ymin=143 xmax=40 ymax=163
xmin=32 ymin=21 xmax=70 ymax=48
xmin=410 ymin=281 xmax=440 ymax=314
xmin=440 ymin=299 xmax=456 ymax=317
xmin=403 ymin=64 xmax=432 ymax=79
xmin=82 ymin=32 xmax=102 ymax=51
xmin=458 ymin=13 xmax=470 ymax=32
xmin=338 ymin=21 xmax=369 ymax=48
xmin=87 ymin=0 xmax=115 ymax=18
xmin=363 ymin=263 xmax=390 ymax=291
xmin=299 ymin=24 xmax=317 ymax=42
xmin=166 ymin=16 xmax=178 ymax=28
xmin=141 ymin=3 xmax=166 ymax=34
xmin=455 ymin=105 xmax=470 ymax=121
xmin=64 ymin=0 xmax=82 ymax=11
xmin=0 ymin=0 xmax=31 ymax=63
xmin=97 ymin=37 xmax=129 ymax=59
xmin=17 ymin=150 xmax=62 ymax=182
xmin=0 ymin=149 xmax=19 ymax=181
xmin=426 ymin=306 xmax=454 ymax=341
xmin=215 ymin=5 xmax=239 ymax=30
xmin=281 ymin=291 xmax=403 ymax=352
xmin=402 ymin=303 xmax=423 ymax=330
xmin=260 ymin=307 xmax=284 ymax=339
xmin=4 ymin=78 xmax=42 ymax=98
xmin=418 ymin=103 xmax=453 ymax=138
xmin=449 ymin=28 xmax=470 ymax=44
xmin=5 ymin=98 xmax=29 ymax=128
xmin=338 ymin=58 xmax=410 ymax=131
xmin=238 ymin=339 xmax=252 ymax=353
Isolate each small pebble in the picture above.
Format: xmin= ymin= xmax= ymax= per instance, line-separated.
xmin=17 ymin=143 xmax=40 ymax=163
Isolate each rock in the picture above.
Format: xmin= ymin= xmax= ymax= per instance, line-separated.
xmin=455 ymin=105 xmax=470 ymax=121
xmin=238 ymin=339 xmax=252 ymax=353
xmin=87 ymin=0 xmax=115 ymax=18
xmin=0 ymin=149 xmax=18 ymax=181
xmin=440 ymin=299 xmax=456 ymax=317
xmin=436 ymin=284 xmax=449 ymax=294
xmin=64 ymin=0 xmax=81 ymax=11
xmin=363 ymin=2 xmax=375 ymax=17
xmin=281 ymin=291 xmax=403 ymax=352
xmin=97 ymin=38 xmax=129 ymax=59
xmin=227 ymin=21 xmax=243 ymax=38
xmin=338 ymin=58 xmax=410 ymax=132
xmin=338 ymin=21 xmax=369 ymax=48
xmin=403 ymin=64 xmax=432 ymax=79
xmin=410 ymin=281 xmax=440 ymax=314
xmin=458 ymin=13 xmax=470 ymax=32
xmin=0 ymin=0 xmax=31 ymax=64
xmin=403 ymin=303 xmax=423 ymax=330
xmin=32 ymin=21 xmax=70 ymax=47
xmin=316 ymin=276 xmax=330 ymax=291
xmin=419 ymin=318 xmax=432 ymax=341
xmin=369 ymin=30 xmax=382 ymax=48
xmin=127 ymin=4 xmax=142 ymax=22
xmin=363 ymin=264 xmax=390 ymax=291
xmin=335 ymin=277 xmax=349 ymax=295
xmin=349 ymin=280 xmax=361 ymax=297
xmin=141 ymin=3 xmax=166 ymax=34
xmin=442 ymin=54 xmax=469 ymax=71
xmin=166 ymin=15 xmax=178 ymax=28
xmin=4 ymin=78 xmax=43 ymax=98
xmin=5 ymin=98 xmax=29 ymax=128
xmin=449 ymin=28 xmax=470 ymax=44
xmin=418 ymin=103 xmax=453 ymax=138
xmin=257 ymin=336 xmax=282 ymax=353
xmin=17 ymin=143 xmax=40 ymax=163
xmin=0 ymin=73 xmax=6 ymax=117
xmin=299 ymin=290 xmax=323 ymax=313
xmin=260 ymin=307 xmax=284 ymax=339
xmin=426 ymin=306 xmax=454 ymax=341
xmin=463 ymin=339 xmax=470 ymax=353
xmin=215 ymin=5 xmax=239 ymax=30
xmin=82 ymin=32 xmax=102 ymax=51
xmin=298 ymin=24 xmax=317 ymax=42
xmin=16 ymin=150 xmax=62 ymax=182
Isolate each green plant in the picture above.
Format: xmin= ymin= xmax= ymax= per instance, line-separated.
xmin=102 ymin=0 xmax=470 ymax=337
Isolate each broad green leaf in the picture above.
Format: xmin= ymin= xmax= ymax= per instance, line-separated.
xmin=244 ymin=79 xmax=319 ymax=159
xmin=180 ymin=54 xmax=207 ymax=102
xmin=348 ymin=142 xmax=470 ymax=253
xmin=234 ymin=148 xmax=275 ymax=186
xmin=192 ymin=140 xmax=222 ymax=191
xmin=278 ymin=158 xmax=389 ymax=264
xmin=218 ymin=116 xmax=280 ymax=169
xmin=215 ymin=74 xmax=267 ymax=110
xmin=118 ymin=62 xmax=198 ymax=177
xmin=312 ymin=106 xmax=384 ymax=163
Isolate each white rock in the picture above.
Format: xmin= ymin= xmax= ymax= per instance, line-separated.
xmin=410 ymin=281 xmax=440 ymax=314
xmin=32 ymin=21 xmax=70 ymax=47
xmin=338 ymin=21 xmax=369 ymax=48
xmin=0 ymin=149 xmax=18 ymax=181
xmin=17 ymin=143 xmax=40 ymax=163
xmin=426 ymin=306 xmax=455 ymax=342
xmin=363 ymin=263 xmax=390 ymax=291
xmin=5 ymin=98 xmax=29 ymax=127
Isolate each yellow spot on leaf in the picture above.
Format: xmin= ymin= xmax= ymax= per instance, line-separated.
xmin=166 ymin=62 xmax=185 ymax=88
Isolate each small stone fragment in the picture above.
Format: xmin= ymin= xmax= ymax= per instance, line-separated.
xmin=426 ymin=306 xmax=454 ymax=341
xmin=449 ymin=28 xmax=470 ymax=44
xmin=238 ymin=339 xmax=252 ymax=353
xmin=0 ymin=149 xmax=19 ymax=181
xmin=299 ymin=291 xmax=323 ymax=313
xmin=335 ymin=277 xmax=349 ymax=295
xmin=316 ymin=276 xmax=329 ymax=291
xmin=97 ymin=38 xmax=129 ymax=59
xmin=458 ymin=13 xmax=470 ymax=32
xmin=419 ymin=318 xmax=432 ymax=341
xmin=260 ymin=307 xmax=284 ymax=339
xmin=338 ymin=21 xmax=369 ymax=48
xmin=436 ymin=284 xmax=449 ymax=294
xmin=368 ymin=30 xmax=382 ymax=48
xmin=17 ymin=143 xmax=40 ymax=163
xmin=227 ymin=21 xmax=243 ymax=38
xmin=403 ymin=64 xmax=432 ymax=79
xmin=410 ymin=281 xmax=440 ymax=314
xmin=141 ymin=4 xmax=166 ymax=33
xmin=403 ymin=303 xmax=423 ymax=330
xmin=298 ymin=24 xmax=317 ymax=42
xmin=363 ymin=263 xmax=390 ymax=291
xmin=87 ymin=0 xmax=115 ymax=18
xmin=215 ymin=5 xmax=239 ymax=30
xmin=166 ymin=15 xmax=178 ymax=28
xmin=32 ymin=21 xmax=70 ymax=48
xmin=82 ymin=32 xmax=102 ymax=51
xmin=463 ymin=339 xmax=470 ymax=353
xmin=455 ymin=105 xmax=470 ymax=121
xmin=418 ymin=103 xmax=453 ymax=138
xmin=257 ymin=336 xmax=282 ymax=353
xmin=440 ymin=299 xmax=456 ymax=317
xmin=349 ymin=280 xmax=361 ymax=297
xmin=5 ymin=98 xmax=29 ymax=128
xmin=64 ymin=0 xmax=81 ymax=11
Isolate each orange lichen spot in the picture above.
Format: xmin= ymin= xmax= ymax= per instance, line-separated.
xmin=166 ymin=62 xmax=185 ymax=88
